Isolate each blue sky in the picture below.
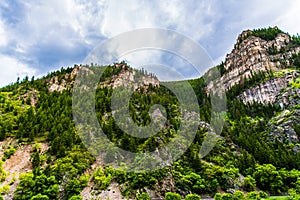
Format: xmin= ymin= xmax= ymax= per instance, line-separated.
xmin=0 ymin=0 xmax=300 ymax=86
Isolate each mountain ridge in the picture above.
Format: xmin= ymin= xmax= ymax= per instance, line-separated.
xmin=0 ymin=27 xmax=299 ymax=200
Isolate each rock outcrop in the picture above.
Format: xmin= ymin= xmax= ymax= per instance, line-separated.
xmin=48 ymin=64 xmax=160 ymax=93
xmin=104 ymin=69 xmax=159 ymax=90
xmin=238 ymin=71 xmax=298 ymax=104
xmin=207 ymin=29 xmax=300 ymax=104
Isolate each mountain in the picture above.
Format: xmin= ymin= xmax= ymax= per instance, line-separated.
xmin=0 ymin=27 xmax=299 ymax=200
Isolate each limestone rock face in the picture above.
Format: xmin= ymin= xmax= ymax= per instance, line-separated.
xmin=207 ymin=30 xmax=300 ymax=104
xmin=108 ymin=69 xmax=159 ymax=90
xmin=48 ymin=65 xmax=93 ymax=92
xmin=205 ymin=29 xmax=300 ymax=147
xmin=238 ymin=71 xmax=298 ymax=104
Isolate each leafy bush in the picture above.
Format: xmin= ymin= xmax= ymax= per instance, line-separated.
xmin=233 ymin=190 xmax=244 ymax=200
xmin=246 ymin=191 xmax=260 ymax=200
xmin=65 ymin=179 xmax=82 ymax=199
xmin=258 ymin=191 xmax=268 ymax=199
xmin=185 ymin=193 xmax=201 ymax=200
xmin=2 ymin=147 xmax=16 ymax=161
xmin=68 ymin=195 xmax=83 ymax=200
xmin=221 ymin=193 xmax=233 ymax=200
xmin=137 ymin=192 xmax=150 ymax=200
xmin=214 ymin=193 xmax=222 ymax=200
xmin=13 ymin=173 xmax=59 ymax=200
xmin=165 ymin=192 xmax=181 ymax=200
xmin=30 ymin=194 xmax=49 ymax=200
xmin=0 ymin=185 xmax=10 ymax=194
xmin=244 ymin=175 xmax=256 ymax=191
xmin=93 ymin=167 xmax=112 ymax=190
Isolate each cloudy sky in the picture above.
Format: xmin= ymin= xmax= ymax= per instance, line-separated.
xmin=0 ymin=0 xmax=299 ymax=86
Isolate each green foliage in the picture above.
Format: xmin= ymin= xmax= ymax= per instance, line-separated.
xmin=221 ymin=193 xmax=233 ymax=200
xmin=50 ymin=146 xmax=95 ymax=180
xmin=244 ymin=175 xmax=256 ymax=192
xmin=93 ymin=167 xmax=112 ymax=190
xmin=137 ymin=192 xmax=150 ymax=200
xmin=233 ymin=190 xmax=245 ymax=200
xmin=242 ymin=27 xmax=285 ymax=42
xmin=13 ymin=173 xmax=58 ymax=200
xmin=0 ymin=161 xmax=6 ymax=182
xmin=253 ymin=164 xmax=284 ymax=194
xmin=223 ymin=113 xmax=299 ymax=170
xmin=165 ymin=192 xmax=181 ymax=200
xmin=65 ymin=179 xmax=82 ymax=199
xmin=176 ymin=172 xmax=206 ymax=193
xmin=2 ymin=146 xmax=16 ymax=161
xmin=31 ymin=152 xmax=40 ymax=170
xmin=30 ymin=194 xmax=49 ymax=200
xmin=214 ymin=193 xmax=222 ymax=200
xmin=0 ymin=61 xmax=299 ymax=199
xmin=245 ymin=191 xmax=260 ymax=200
xmin=258 ymin=191 xmax=268 ymax=199
xmin=289 ymin=78 xmax=300 ymax=89
xmin=289 ymin=188 xmax=300 ymax=200
xmin=215 ymin=191 xmax=268 ymax=200
xmin=0 ymin=185 xmax=10 ymax=194
xmin=68 ymin=195 xmax=83 ymax=200
xmin=0 ymin=91 xmax=31 ymax=140
xmin=185 ymin=193 xmax=201 ymax=200
xmin=292 ymin=34 xmax=300 ymax=46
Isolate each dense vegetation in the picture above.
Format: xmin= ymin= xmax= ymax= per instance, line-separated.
xmin=0 ymin=27 xmax=299 ymax=199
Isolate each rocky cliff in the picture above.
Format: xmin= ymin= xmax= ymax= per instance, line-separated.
xmin=48 ymin=63 xmax=160 ymax=93
xmin=207 ymin=28 xmax=300 ymax=105
xmin=238 ymin=70 xmax=298 ymax=104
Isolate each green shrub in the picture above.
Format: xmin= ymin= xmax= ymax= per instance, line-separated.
xmin=258 ymin=191 xmax=268 ymax=199
xmin=2 ymin=147 xmax=16 ymax=161
xmin=222 ymin=193 xmax=233 ymax=200
xmin=30 ymin=194 xmax=49 ymax=200
xmin=93 ymin=167 xmax=112 ymax=190
xmin=246 ymin=191 xmax=260 ymax=200
xmin=185 ymin=193 xmax=201 ymax=200
xmin=165 ymin=192 xmax=181 ymax=200
xmin=0 ymin=185 xmax=10 ymax=194
xmin=233 ymin=190 xmax=244 ymax=200
xmin=69 ymin=195 xmax=83 ymax=200
xmin=214 ymin=193 xmax=222 ymax=200
xmin=137 ymin=192 xmax=150 ymax=200
xmin=244 ymin=175 xmax=256 ymax=192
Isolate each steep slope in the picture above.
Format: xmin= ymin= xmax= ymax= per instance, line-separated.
xmin=206 ymin=27 xmax=300 ymax=159
xmin=208 ymin=27 xmax=300 ymax=103
xmin=0 ymin=27 xmax=300 ymax=200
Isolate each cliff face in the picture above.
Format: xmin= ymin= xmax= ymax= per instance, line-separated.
xmin=238 ymin=71 xmax=298 ymax=104
xmin=100 ymin=68 xmax=159 ymax=89
xmin=207 ymin=28 xmax=300 ymax=146
xmin=48 ymin=64 xmax=160 ymax=93
xmin=207 ymin=29 xmax=300 ymax=105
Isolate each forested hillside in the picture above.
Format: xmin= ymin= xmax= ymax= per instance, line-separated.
xmin=0 ymin=27 xmax=300 ymax=200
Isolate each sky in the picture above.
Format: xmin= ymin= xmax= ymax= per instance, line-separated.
xmin=0 ymin=0 xmax=300 ymax=86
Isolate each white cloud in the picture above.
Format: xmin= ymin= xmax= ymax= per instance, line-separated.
xmin=95 ymin=0 xmax=219 ymax=80
xmin=0 ymin=20 xmax=8 ymax=47
xmin=1 ymin=0 xmax=300 ymax=85
xmin=0 ymin=54 xmax=36 ymax=86
xmin=9 ymin=0 xmax=104 ymax=52
xmin=203 ymin=0 xmax=300 ymax=65
xmin=272 ymin=1 xmax=300 ymax=35
xmin=100 ymin=0 xmax=220 ymax=41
